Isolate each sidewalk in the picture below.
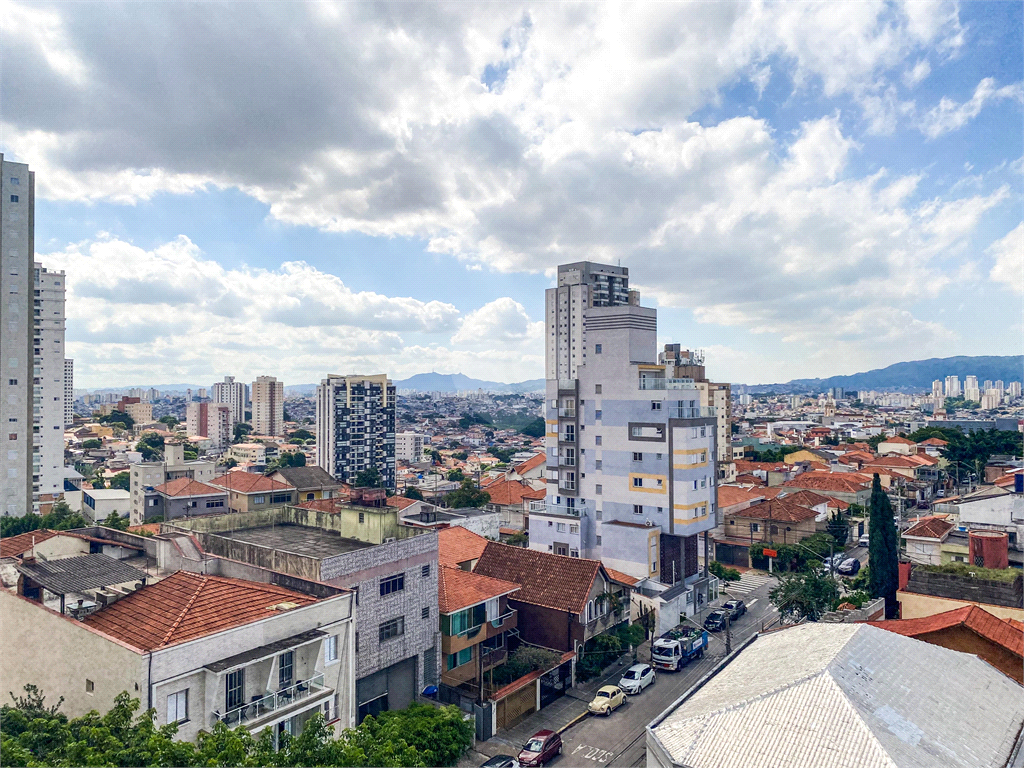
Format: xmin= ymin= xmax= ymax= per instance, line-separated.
xmin=468 ymin=645 xmax=650 ymax=763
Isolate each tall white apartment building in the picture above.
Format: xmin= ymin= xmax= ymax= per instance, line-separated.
xmin=185 ymin=401 xmax=232 ymax=451
xmin=1009 ymin=382 xmax=1022 ymax=398
xmin=532 ymin=262 xmax=718 ymax=614
xmin=931 ymin=380 xmax=943 ymax=398
xmin=945 ymin=375 xmax=961 ymax=398
xmin=251 ymin=375 xmax=284 ymax=436
xmin=64 ymin=359 xmax=74 ymax=426
xmin=34 ymin=264 xmax=67 ymax=506
xmin=315 ymin=374 xmax=396 ymax=488
xmin=396 ymin=431 xmax=425 ymax=463
xmin=1 ymin=155 xmax=33 ymax=516
xmin=964 ymin=375 xmax=980 ymax=403
xmin=212 ymin=375 xmax=245 ymax=428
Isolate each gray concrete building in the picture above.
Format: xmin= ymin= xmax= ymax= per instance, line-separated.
xmin=316 ymin=374 xmax=396 ymax=490
xmin=166 ymin=505 xmax=439 ymax=722
xmin=129 ymin=443 xmax=217 ymax=525
xmin=1 ymin=155 xmax=34 ymax=516
xmin=534 ymin=262 xmax=719 ymax=616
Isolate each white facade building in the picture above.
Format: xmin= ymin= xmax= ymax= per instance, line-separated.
xmin=1 ymin=155 xmax=33 ymax=516
xmin=396 ymin=432 xmax=425 ymax=463
xmin=64 ymin=359 xmax=74 ymax=426
xmin=944 ymin=375 xmax=961 ymax=398
xmin=212 ymin=375 xmax=245 ymax=428
xmin=252 ymin=375 xmax=284 ymax=436
xmin=33 ymin=264 xmax=67 ymax=506
xmin=185 ymin=401 xmax=232 ymax=451
xmin=129 ymin=443 xmax=217 ymax=525
xmin=533 ymin=262 xmax=718 ymax=614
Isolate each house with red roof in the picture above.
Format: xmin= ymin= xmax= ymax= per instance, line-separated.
xmin=903 ymin=516 xmax=956 ymax=565
xmin=1 ymin=566 xmax=356 ymax=745
xmin=209 ymin=470 xmax=296 ymax=513
xmin=714 ymin=498 xmax=823 ymax=567
xmin=141 ymin=477 xmax=229 ymax=522
xmin=781 ymin=471 xmax=873 ymax=505
xmin=877 ymin=435 xmax=917 ymax=456
xmin=481 ymin=478 xmax=546 ymax=531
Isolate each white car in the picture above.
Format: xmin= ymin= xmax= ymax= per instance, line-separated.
xmin=858 ymin=534 xmax=869 ymax=547
xmin=617 ymin=663 xmax=656 ymax=694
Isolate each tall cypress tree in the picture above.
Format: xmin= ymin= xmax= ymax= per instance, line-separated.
xmin=867 ymin=474 xmax=900 ymax=618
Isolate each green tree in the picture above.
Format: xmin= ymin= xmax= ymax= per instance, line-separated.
xmin=354 ymin=467 xmax=385 ymax=488
xmin=403 ymin=486 xmax=424 ymax=500
xmin=520 ymin=417 xmax=545 ymax=438
xmin=99 ymin=411 xmax=134 ymax=429
xmin=492 ymin=646 xmax=561 ymax=685
xmin=768 ymin=570 xmax=841 ymax=622
xmin=446 ymin=469 xmax=465 ymax=482
xmin=90 ymin=475 xmax=107 ymax=489
xmin=429 ymin=449 xmax=443 ymax=464
xmin=0 ymin=501 xmax=90 ymax=538
xmin=708 ymin=560 xmax=741 ymax=582
xmin=266 ymin=451 xmax=306 ymax=474
xmin=101 ymin=511 xmax=129 ymax=531
xmin=81 ymin=438 xmax=102 ymax=450
xmin=867 ymin=474 xmax=900 ymax=619
xmin=221 ymin=457 xmax=238 ymax=469
xmin=232 ymin=422 xmax=253 ymax=443
xmin=109 ymin=471 xmax=131 ymax=491
xmin=443 ymin=479 xmax=490 ymax=509
xmin=158 ymin=415 xmax=179 ymax=427
xmin=825 ymin=510 xmax=849 ymax=547
xmin=505 ymin=531 xmax=528 ymax=547
xmin=289 ymin=428 xmax=314 ymax=441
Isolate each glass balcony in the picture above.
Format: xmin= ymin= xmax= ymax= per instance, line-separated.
xmin=670 ymin=406 xmax=717 ymax=419
xmin=218 ymin=673 xmax=327 ymax=726
xmin=638 ymin=378 xmax=697 ymax=390
xmin=558 ymin=408 xmax=576 ymax=418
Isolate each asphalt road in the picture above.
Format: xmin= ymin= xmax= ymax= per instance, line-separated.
xmin=545 ymin=577 xmax=780 ymax=768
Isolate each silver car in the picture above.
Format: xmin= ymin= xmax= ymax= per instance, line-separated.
xmin=617 ymin=663 xmax=656 ymax=694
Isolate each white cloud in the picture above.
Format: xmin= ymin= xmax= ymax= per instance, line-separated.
xmin=989 ymin=223 xmax=1023 ymax=294
xmin=920 ymin=78 xmax=1024 ymax=138
xmin=450 ymin=298 xmax=543 ymax=349
xmin=903 ymin=58 xmax=932 ymax=87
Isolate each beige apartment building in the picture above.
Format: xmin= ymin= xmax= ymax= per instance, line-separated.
xmin=253 ymin=376 xmax=285 ymax=436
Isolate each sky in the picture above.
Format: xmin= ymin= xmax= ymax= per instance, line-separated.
xmin=1 ymin=0 xmax=1021 ymax=389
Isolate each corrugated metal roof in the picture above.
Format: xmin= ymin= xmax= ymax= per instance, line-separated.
xmin=16 ymin=554 xmax=148 ymax=594
xmin=650 ymin=623 xmax=1024 ymax=768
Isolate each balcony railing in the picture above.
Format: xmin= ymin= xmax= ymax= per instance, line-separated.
xmin=557 ymin=379 xmax=577 ymax=391
xmin=639 ymin=378 xmax=697 ymax=390
xmin=543 ymin=503 xmax=584 ymax=518
xmin=560 ymin=433 xmax=575 ymax=443
xmin=671 ymin=406 xmax=717 ymax=419
xmin=218 ymin=674 xmax=326 ymax=726
xmin=528 ymin=500 xmax=547 ymax=513
xmin=455 ymin=609 xmax=517 ymax=638
xmin=558 ymin=408 xmax=576 ymax=418
xmin=559 ymin=455 xmax=576 ymax=466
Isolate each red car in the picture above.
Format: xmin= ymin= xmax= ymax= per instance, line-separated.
xmin=518 ymin=729 xmax=562 ymax=767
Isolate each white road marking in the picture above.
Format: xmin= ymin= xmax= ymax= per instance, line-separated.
xmin=746 ymin=599 xmax=758 ymax=608
xmin=571 ymin=743 xmax=615 ymax=763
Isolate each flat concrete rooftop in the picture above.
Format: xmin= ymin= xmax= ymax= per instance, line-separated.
xmin=214 ymin=524 xmax=372 ymax=559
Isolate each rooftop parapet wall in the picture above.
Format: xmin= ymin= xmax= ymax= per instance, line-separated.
xmin=905 ymin=568 xmax=1022 ymax=609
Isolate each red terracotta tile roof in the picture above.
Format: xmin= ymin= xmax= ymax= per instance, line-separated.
xmin=438 ymin=565 xmax=520 ymax=614
xmin=473 ymin=541 xmax=602 ymax=614
xmin=486 ymin=479 xmax=546 ymax=507
xmin=918 ymin=437 xmax=949 ymax=446
xmin=825 ymin=496 xmax=850 ymax=510
xmin=499 ymin=527 xmax=521 ymax=536
xmin=837 ymin=451 xmax=874 ymax=465
xmin=734 ymin=460 xmax=789 ymax=473
xmin=733 ymin=498 xmax=818 ymax=524
xmin=128 ymin=523 xmax=162 ymax=536
xmin=154 ymin=477 xmax=226 ymax=497
xmin=735 ymin=474 xmax=767 ymax=487
xmin=604 ymin=567 xmax=640 ymax=586
xmin=513 ymin=453 xmax=546 ymax=474
xmin=903 ymin=516 xmax=955 ymax=539
xmin=209 ymin=471 xmax=292 ymax=494
xmin=782 ymin=472 xmax=871 ymax=494
xmin=881 ymin=436 xmax=916 ymax=445
xmin=386 ymin=495 xmax=419 ymax=511
xmin=438 ymin=526 xmax=489 ymax=567
xmin=864 ymin=455 xmax=922 ymax=469
xmin=82 ymin=570 xmax=318 ymax=650
xmin=758 ymin=487 xmax=787 ymax=499
xmin=868 ymin=605 xmax=1023 ymax=658
xmin=0 ymin=529 xmax=60 ymax=559
xmin=781 ymin=489 xmax=830 ymax=508
xmin=717 ymin=485 xmax=766 ymax=508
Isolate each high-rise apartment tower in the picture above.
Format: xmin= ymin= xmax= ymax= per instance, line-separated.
xmin=316 ymin=374 xmax=396 ymax=489
xmin=212 ymin=375 xmax=245 ymax=428
xmin=252 ymin=375 xmax=285 ymax=436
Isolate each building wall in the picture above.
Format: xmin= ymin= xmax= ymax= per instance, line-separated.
xmin=911 ymin=626 xmax=1022 ymax=683
xmin=897 ymin=590 xmax=1024 ymax=622
xmin=512 ymin=601 xmax=574 ymax=652
xmin=34 ymin=264 xmax=66 ymax=504
xmin=252 ymin=376 xmax=284 ymax=437
xmin=1 ymin=156 xmax=34 ymax=516
xmin=0 ymin=590 xmax=144 ymax=718
xmin=449 ymin=511 xmax=500 ymax=540
xmin=396 ymin=432 xmax=424 ymax=463
xmin=64 ymin=359 xmax=74 ymax=426
xmin=212 ymin=376 xmax=245 ymax=429
xmin=316 ymin=375 xmax=396 ymax=490
xmin=129 ymin=456 xmax=216 ymax=524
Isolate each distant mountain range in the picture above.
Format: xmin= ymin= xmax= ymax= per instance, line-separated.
xmin=745 ymin=355 xmax=1024 ymax=394
xmin=282 ymin=373 xmax=545 ymax=396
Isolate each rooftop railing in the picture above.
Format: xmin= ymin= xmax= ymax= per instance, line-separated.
xmin=639 ymin=378 xmax=697 ymax=390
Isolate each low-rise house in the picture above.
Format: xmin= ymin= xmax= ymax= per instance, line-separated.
xmin=868 ymin=605 xmax=1023 ymax=683
xmin=129 ymin=443 xmax=217 ymax=525
xmin=902 ymin=516 xmax=955 ymax=565
xmin=481 ymin=478 xmax=546 ymax=531
xmin=472 ymin=541 xmax=632 ymax=655
xmin=82 ymin=488 xmax=131 ymax=523
xmin=228 ymin=442 xmax=272 ymax=466
xmin=1 ymin=567 xmax=355 ymax=745
xmin=268 ymin=466 xmax=344 ymax=502
xmin=646 ymin=623 xmax=1024 ymax=768
xmin=715 ymin=498 xmax=820 ymax=567
xmin=142 ymin=478 xmax=229 ymax=522
xmin=917 ymin=437 xmax=948 ymax=456
xmin=393 ymin=498 xmax=500 ymax=539
xmin=165 ymin=505 xmax=439 ymax=722
xmin=209 ymin=471 xmax=295 ymax=513
xmin=938 ymin=484 xmax=1024 ymax=555
xmin=877 ymin=435 xmax=918 ymax=455
xmin=780 ymin=471 xmax=872 ymax=505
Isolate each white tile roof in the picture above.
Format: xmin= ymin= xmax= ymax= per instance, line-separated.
xmin=649 ymin=623 xmax=1024 ymax=768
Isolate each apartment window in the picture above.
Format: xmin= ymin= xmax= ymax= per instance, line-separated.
xmin=359 ymin=512 xmax=365 ymax=523
xmin=569 ymin=524 xmax=579 ymax=534
xmin=422 ymin=606 xmax=430 ymax=620
xmin=7 ymin=379 xmax=15 ymax=385
xmin=651 ymin=401 xmax=661 ymax=411
xmin=380 ymin=572 xmax=405 ymax=596
xmin=9 ymin=195 xmax=18 ymax=203
xmin=700 ymin=427 xmax=706 ymax=437
xmin=595 ymin=435 xmax=602 ymax=446
xmin=253 ymin=495 xmax=266 ymax=504
xmin=701 ymin=452 xmax=707 ymax=462
xmin=596 ymin=535 xmax=602 ymax=545
xmin=271 ymin=493 xmax=291 ymax=504
xmin=226 ymin=669 xmax=244 ymax=711
xmin=751 ymin=523 xmax=760 ymax=532
xmin=279 ymin=651 xmax=294 ymax=687
xmin=691 ymin=428 xmax=698 ymax=438
xmin=650 ymin=539 xmax=659 ymax=571
xmin=595 ymin=384 xmax=602 ymax=394
xmin=595 ymin=484 xmax=602 ymax=494
xmin=9 ymin=177 xmax=19 ymax=185
xmin=85 ymin=679 xmax=95 ymax=694
xmin=633 ymin=504 xmax=643 ymax=515
xmin=379 ymin=616 xmax=405 ymax=642
xmin=167 ymin=690 xmax=188 ymax=724
xmin=595 ymin=344 xmax=602 ymax=354
xmin=325 ymin=635 xmax=338 ymax=663
xmin=656 ymin=453 xmax=663 ymax=460
xmin=570 ymin=548 xmax=579 ymax=558
xmin=693 ymin=480 xmax=698 ymax=490
xmin=633 ymin=477 xmax=643 ymax=488
xmin=595 ymin=459 xmax=602 ymax=470
xmin=556 ymin=522 xmax=566 ymax=532
xmin=447 ymin=647 xmax=472 ymax=670
xmin=421 ymin=564 xmax=431 ymax=578
xmin=205 ymin=499 xmax=224 ymax=508
xmin=355 ymin=632 xmax=360 ymax=652
xmin=633 ymin=452 xmax=642 ymax=462
xmin=701 ymin=478 xmax=707 ymax=488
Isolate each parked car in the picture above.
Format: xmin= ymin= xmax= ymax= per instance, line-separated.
xmin=588 ymin=685 xmax=627 ymax=716
xmin=617 ymin=663 xmax=656 ymax=694
xmin=518 ymin=730 xmax=562 ymax=767
xmin=482 ymin=757 xmax=520 ymax=768
xmin=704 ymin=609 xmax=730 ymax=631
xmin=837 ymin=558 xmax=861 ymax=576
xmin=722 ymin=599 xmax=746 ymax=620
xmin=858 ymin=534 xmax=870 ymax=547
xmin=821 ymin=554 xmax=843 ymax=573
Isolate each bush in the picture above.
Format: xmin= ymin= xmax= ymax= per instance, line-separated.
xmin=490 ymin=646 xmax=560 ymax=686
xmin=576 ymin=633 xmax=624 ymax=682
xmin=842 ymin=589 xmax=872 ymax=608
xmin=708 ymin=561 xmax=741 ymax=582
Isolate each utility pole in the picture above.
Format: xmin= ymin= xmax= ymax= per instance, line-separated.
xmin=724 ymin=611 xmax=732 ymax=655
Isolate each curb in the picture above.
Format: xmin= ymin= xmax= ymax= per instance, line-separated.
xmin=557 ymin=710 xmax=590 ymax=734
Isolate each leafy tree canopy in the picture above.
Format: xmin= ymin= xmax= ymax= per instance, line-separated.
xmin=98 ymin=411 xmax=134 ymax=428
xmin=519 ymin=418 xmax=546 ymax=438
xmin=232 ymin=422 xmax=253 ymax=444
xmin=447 ymin=469 xmax=465 ymax=482
xmin=403 ymin=486 xmax=424 ymax=500
xmin=825 ymin=510 xmax=849 ymax=547
xmin=443 ymin=479 xmax=490 ymax=510
xmin=266 ymin=451 xmax=306 ymax=474
xmin=768 ymin=570 xmax=841 ymax=622
xmin=109 ymin=471 xmax=131 ymax=491
xmin=158 ymin=415 xmax=179 ymax=426
xmin=101 ymin=512 xmax=129 ymax=531
xmin=867 ymin=474 xmax=900 ymax=619
xmin=81 ymin=439 xmax=102 ymax=450
xmin=0 ymin=501 xmax=87 ymax=538
xmin=290 ymin=428 xmax=314 ymax=441
xmin=353 ymin=467 xmax=385 ymax=488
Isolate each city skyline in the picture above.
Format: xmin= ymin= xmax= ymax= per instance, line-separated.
xmin=2 ymin=2 xmax=1022 ymax=389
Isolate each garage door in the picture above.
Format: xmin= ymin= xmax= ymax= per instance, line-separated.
xmin=356 ymin=656 xmax=419 ymax=722
xmin=496 ymin=683 xmax=535 ymax=731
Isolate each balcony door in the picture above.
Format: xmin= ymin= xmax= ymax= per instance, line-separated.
xmin=279 ymin=651 xmax=294 ymax=689
xmin=226 ymin=669 xmax=245 ymax=711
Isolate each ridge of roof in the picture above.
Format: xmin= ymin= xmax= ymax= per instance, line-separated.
xmin=473 ymin=541 xmax=601 ymax=614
